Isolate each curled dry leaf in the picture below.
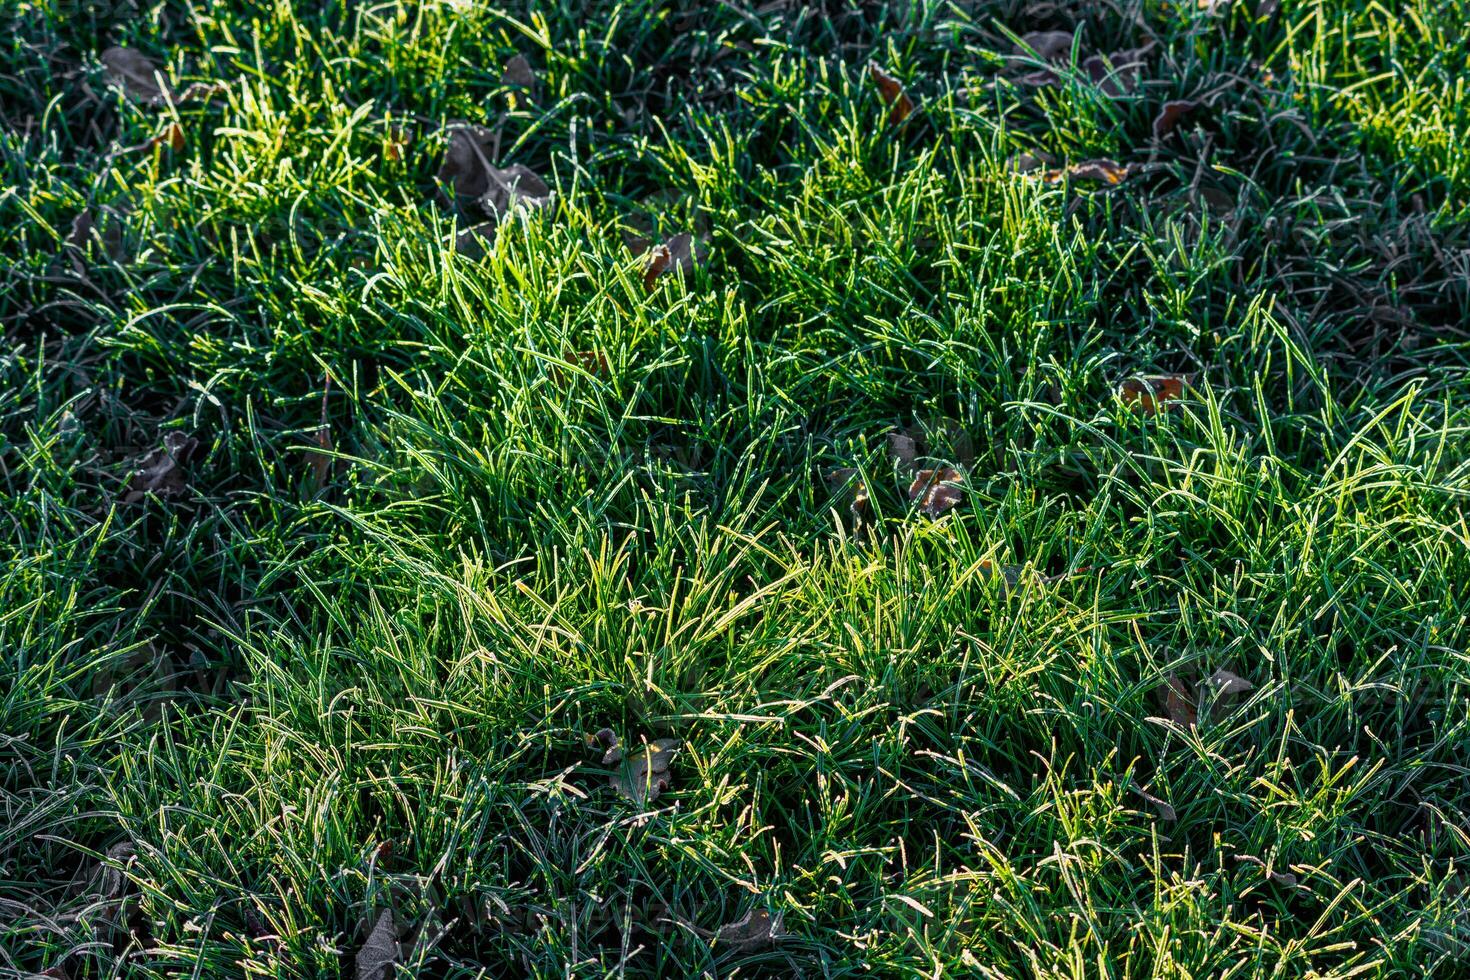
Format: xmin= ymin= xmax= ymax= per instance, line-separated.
xmin=1082 ymin=43 xmax=1154 ymax=97
xmin=610 ymin=737 xmax=679 ymax=804
xmin=454 ymin=222 xmax=496 ymax=259
xmin=1130 ymin=782 xmax=1177 ymax=821
xmin=501 ymin=54 xmax=538 ymax=108
xmin=97 ymin=842 xmax=137 ymax=898
xmin=587 ymin=727 xmax=623 ymax=765
xmin=1016 ymin=31 xmax=1074 ymax=62
xmin=868 ymin=63 xmax=915 ymax=126
xmin=1046 ymin=159 xmax=1130 ymax=185
xmin=827 ymin=467 xmax=871 ymax=524
xmin=713 ymin=908 xmax=783 ymax=950
xmin=1153 ymin=100 xmax=1198 ymax=139
xmin=643 ymin=232 xmax=694 ymax=291
xmin=1234 ymin=854 xmax=1298 ymax=886
xmin=907 ymin=467 xmax=964 ymax=518
xmin=1162 ymin=674 xmax=1198 ymax=728
xmin=888 ymin=431 xmax=919 ymax=470
xmin=979 ymin=559 xmax=1023 ymax=594
xmin=355 ymin=908 xmax=400 ymax=980
xmin=102 ymin=46 xmax=169 ymax=103
xmin=1119 ymin=374 xmax=1191 ymax=414
xmin=438 ymin=125 xmax=553 ymax=219
xmin=124 ymin=432 xmax=199 ymax=503
xmin=1207 ymin=668 xmax=1254 ymax=695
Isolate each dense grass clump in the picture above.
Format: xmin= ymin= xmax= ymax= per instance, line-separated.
xmin=3 ymin=0 xmax=1469 ymax=976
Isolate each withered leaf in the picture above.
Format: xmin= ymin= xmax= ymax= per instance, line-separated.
xmin=610 ymin=737 xmax=678 ymax=804
xmin=97 ymin=842 xmax=137 ymax=898
xmin=713 ymin=908 xmax=782 ymax=950
xmin=1234 ymin=854 xmax=1298 ymax=886
xmin=907 ymin=467 xmax=964 ymax=518
xmin=1207 ymin=668 xmax=1254 ymax=695
xmin=102 ymin=46 xmax=169 ymax=103
xmin=355 ymin=908 xmax=400 ymax=980
xmin=501 ymin=54 xmax=538 ymax=107
xmin=979 ymin=559 xmax=1022 ymax=593
xmin=1082 ymin=43 xmax=1154 ymax=97
xmin=1119 ymin=374 xmax=1191 ymax=414
xmin=155 ymin=121 xmax=186 ymax=152
xmin=1162 ymin=674 xmax=1197 ymax=728
xmin=438 ymin=126 xmax=554 ymax=219
xmin=643 ymin=232 xmax=694 ymax=291
xmin=1016 ymin=31 xmax=1074 ymax=62
xmin=1046 ymin=159 xmax=1130 ymax=185
xmin=1152 ymin=100 xmax=1197 ymax=139
xmin=587 ymin=727 xmax=623 ymax=765
xmin=827 ymin=467 xmax=871 ymax=524
xmin=124 ymin=432 xmax=199 ymax=503
xmin=888 ymin=431 xmax=919 ymax=470
xmin=1130 ymin=782 xmax=1177 ymax=822
xmin=66 ymin=207 xmax=128 ymax=267
xmin=868 ymin=63 xmax=915 ymax=126
xmin=454 ymin=222 xmax=496 ymax=259
xmin=1009 ymin=151 xmax=1054 ymax=173
xmin=482 ymin=163 xmax=552 ymax=219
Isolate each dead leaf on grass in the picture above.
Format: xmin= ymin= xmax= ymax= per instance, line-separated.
xmin=1152 ymin=100 xmax=1198 ymax=139
xmin=868 ymin=63 xmax=915 ymax=126
xmin=586 ymin=727 xmax=623 ymax=765
xmin=907 ymin=467 xmax=965 ymax=518
xmin=888 ymin=430 xmax=919 ymax=470
xmin=827 ymin=467 xmax=871 ymax=524
xmin=96 ymin=842 xmax=137 ymax=898
xmin=713 ymin=907 xmax=783 ymax=949
xmin=1119 ymin=374 xmax=1192 ymax=414
xmin=1045 ymin=159 xmax=1130 ymax=185
xmin=1206 ymin=668 xmax=1254 ymax=695
xmin=609 ymin=737 xmax=679 ymax=804
xmin=66 ymin=206 xmax=128 ymax=268
xmin=1130 ymin=782 xmax=1177 ymax=821
xmin=1015 ymin=31 xmax=1074 ymax=62
xmin=1234 ymin=854 xmax=1298 ymax=886
xmin=642 ymin=232 xmax=694 ymax=290
xmin=1161 ymin=674 xmax=1198 ymax=728
xmin=438 ymin=125 xmax=553 ymax=219
xmin=355 ymin=908 xmax=400 ymax=980
xmin=501 ymin=54 xmax=538 ymax=108
xmin=1082 ymin=43 xmax=1154 ymax=96
xmin=102 ymin=46 xmax=169 ymax=103
xmin=123 ymin=432 xmax=199 ymax=503
xmin=454 ymin=222 xmax=496 ymax=258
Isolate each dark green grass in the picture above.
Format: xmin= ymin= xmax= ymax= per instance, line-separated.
xmin=3 ymin=0 xmax=1470 ymax=976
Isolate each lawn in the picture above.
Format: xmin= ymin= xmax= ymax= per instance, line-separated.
xmin=3 ymin=0 xmax=1470 ymax=976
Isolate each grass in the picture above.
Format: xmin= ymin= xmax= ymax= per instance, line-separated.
xmin=3 ymin=0 xmax=1470 ymax=975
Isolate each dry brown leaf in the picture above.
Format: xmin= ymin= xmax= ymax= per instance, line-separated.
xmin=383 ymin=125 xmax=410 ymax=162
xmin=501 ymin=54 xmax=538 ymax=108
xmin=1119 ymin=374 xmax=1191 ymax=414
xmin=1046 ymin=159 xmax=1130 ymax=185
xmin=642 ymin=232 xmax=694 ymax=291
xmin=438 ymin=125 xmax=553 ymax=219
xmin=454 ymin=222 xmax=496 ymax=259
xmin=1162 ymin=674 xmax=1197 ymax=728
xmin=553 ymin=349 xmax=609 ymax=386
xmin=1016 ymin=31 xmax=1074 ymax=62
xmin=1207 ymin=668 xmax=1254 ymax=695
xmin=1009 ymin=151 xmax=1054 ymax=173
xmin=979 ymin=559 xmax=1023 ymax=593
xmin=1234 ymin=854 xmax=1298 ymax=886
xmin=1130 ymin=782 xmax=1177 ymax=821
xmin=888 ymin=431 xmax=919 ymax=470
xmin=123 ymin=432 xmax=198 ymax=503
xmin=355 ymin=908 xmax=400 ymax=980
xmin=587 ymin=727 xmax=624 ymax=764
xmin=102 ymin=46 xmax=169 ymax=102
xmin=1082 ymin=43 xmax=1154 ymax=96
xmin=1152 ymin=100 xmax=1197 ymax=139
xmin=149 ymin=122 xmax=186 ymax=152
xmin=827 ymin=467 xmax=871 ymax=524
xmin=907 ymin=467 xmax=964 ymax=518
xmin=97 ymin=842 xmax=137 ymax=898
xmin=610 ymin=737 xmax=679 ymax=804
xmin=66 ymin=207 xmax=128 ymax=267
xmin=868 ymin=63 xmax=915 ymax=126
xmin=713 ymin=908 xmax=782 ymax=950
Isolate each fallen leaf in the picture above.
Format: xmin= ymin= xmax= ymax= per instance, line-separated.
xmin=1082 ymin=43 xmax=1153 ymax=97
xmin=610 ymin=737 xmax=679 ymax=804
xmin=383 ymin=125 xmax=410 ymax=162
xmin=713 ymin=908 xmax=783 ymax=949
xmin=827 ymin=467 xmax=871 ymax=524
xmin=102 ymin=46 xmax=169 ymax=103
xmin=1152 ymin=100 xmax=1197 ymax=139
xmin=979 ymin=559 xmax=1022 ymax=593
xmin=454 ymin=222 xmax=496 ymax=258
xmin=1130 ymin=782 xmax=1177 ymax=821
xmin=642 ymin=232 xmax=694 ymax=290
xmin=888 ymin=431 xmax=919 ymax=470
xmin=587 ymin=727 xmax=623 ymax=765
xmin=1206 ymin=668 xmax=1254 ymax=695
xmin=123 ymin=432 xmax=199 ymax=503
xmin=1234 ymin=854 xmax=1298 ymax=886
xmin=154 ymin=121 xmax=185 ymax=151
xmin=1046 ymin=159 xmax=1130 ymax=185
xmin=1119 ymin=374 xmax=1191 ymax=414
xmin=1009 ymin=151 xmax=1053 ymax=173
xmin=355 ymin=908 xmax=400 ymax=980
xmin=306 ymin=378 xmax=333 ymax=488
xmin=97 ymin=842 xmax=137 ymax=898
xmin=438 ymin=126 xmax=554 ymax=219
xmin=501 ymin=54 xmax=538 ymax=108
xmin=907 ymin=467 xmax=964 ymax=518
xmin=868 ymin=63 xmax=915 ymax=126
xmin=553 ymin=349 xmax=609 ymax=386
xmin=1162 ymin=674 xmax=1197 ymax=728
xmin=66 ymin=206 xmax=128 ymax=267
xmin=1016 ymin=31 xmax=1074 ymax=62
